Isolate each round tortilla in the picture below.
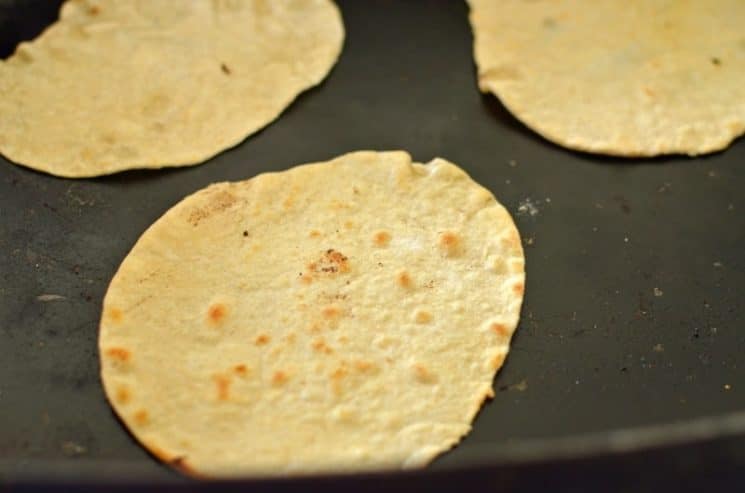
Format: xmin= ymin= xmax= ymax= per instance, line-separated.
xmin=99 ymin=150 xmax=525 ymax=477
xmin=0 ymin=0 xmax=343 ymax=177
xmin=468 ymin=0 xmax=745 ymax=157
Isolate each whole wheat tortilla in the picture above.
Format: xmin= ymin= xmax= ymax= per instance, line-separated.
xmin=99 ymin=150 xmax=525 ymax=477
xmin=0 ymin=0 xmax=343 ymax=177
xmin=468 ymin=0 xmax=745 ymax=157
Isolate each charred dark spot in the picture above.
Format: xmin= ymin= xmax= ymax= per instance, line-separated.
xmin=221 ymin=63 xmax=231 ymax=75
xmin=308 ymin=249 xmax=349 ymax=276
xmin=242 ymin=230 xmax=249 ymax=237
xmin=711 ymin=57 xmax=721 ymax=66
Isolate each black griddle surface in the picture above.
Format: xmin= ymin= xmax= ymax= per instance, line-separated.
xmin=1 ymin=0 xmax=744 ymax=489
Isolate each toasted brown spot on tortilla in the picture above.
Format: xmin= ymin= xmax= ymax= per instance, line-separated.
xmin=373 ymin=231 xmax=391 ymax=247
xmin=327 ymin=249 xmax=349 ymax=273
xmin=412 ymin=363 xmax=435 ymax=383
xmin=321 ymin=305 xmax=342 ymax=319
xmin=233 ymin=364 xmax=249 ymax=376
xmin=396 ymin=270 xmax=413 ymax=288
xmin=254 ymin=334 xmax=270 ymax=346
xmin=354 ymin=360 xmax=374 ymax=372
xmin=133 ymin=409 xmax=149 ymax=426
xmin=187 ymin=191 xmax=237 ymax=226
xmin=513 ymin=282 xmax=524 ymax=295
xmin=438 ymin=231 xmax=461 ymax=257
xmin=438 ymin=231 xmax=460 ymax=255
xmin=312 ymin=338 xmax=333 ymax=354
xmin=344 ymin=220 xmax=354 ymax=229
xmin=491 ymin=323 xmax=509 ymax=337
xmin=309 ymin=230 xmax=322 ymax=238
xmin=213 ymin=374 xmax=231 ymax=400
xmin=107 ymin=307 xmax=123 ymax=324
xmin=207 ymin=303 xmax=227 ymax=326
xmin=414 ymin=310 xmax=432 ymax=324
xmin=88 ymin=5 xmax=100 ymax=15
xmin=220 ymin=63 xmax=231 ymax=75
xmin=115 ymin=385 xmax=131 ymax=404
xmin=272 ymin=371 xmax=289 ymax=386
xmin=491 ymin=353 xmax=506 ymax=370
xmin=106 ymin=347 xmax=131 ymax=362
xmin=331 ymin=364 xmax=348 ymax=379
xmin=299 ymin=272 xmax=314 ymax=284
xmin=330 ymin=364 xmax=349 ymax=394
xmin=305 ymin=249 xmax=350 ymax=276
xmin=170 ymin=456 xmax=198 ymax=476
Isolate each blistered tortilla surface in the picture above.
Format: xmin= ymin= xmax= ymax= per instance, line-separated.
xmin=468 ymin=0 xmax=745 ymax=156
xmin=99 ymin=150 xmax=525 ymax=477
xmin=0 ymin=0 xmax=343 ymax=177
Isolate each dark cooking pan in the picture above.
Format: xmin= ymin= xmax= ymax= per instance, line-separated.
xmin=1 ymin=1 xmax=744 ymax=491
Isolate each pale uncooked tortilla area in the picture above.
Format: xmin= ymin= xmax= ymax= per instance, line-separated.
xmin=99 ymin=150 xmax=525 ymax=477
xmin=0 ymin=0 xmax=344 ymax=177
xmin=468 ymin=0 xmax=745 ymax=157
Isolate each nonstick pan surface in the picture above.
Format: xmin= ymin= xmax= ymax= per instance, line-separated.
xmin=1 ymin=1 xmax=744 ymax=491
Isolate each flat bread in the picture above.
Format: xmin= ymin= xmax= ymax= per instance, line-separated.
xmin=99 ymin=150 xmax=525 ymax=477
xmin=468 ymin=0 xmax=745 ymax=156
xmin=0 ymin=0 xmax=343 ymax=177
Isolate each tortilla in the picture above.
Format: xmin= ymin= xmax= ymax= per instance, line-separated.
xmin=468 ymin=0 xmax=745 ymax=157
xmin=0 ymin=0 xmax=343 ymax=177
xmin=99 ymin=150 xmax=525 ymax=477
